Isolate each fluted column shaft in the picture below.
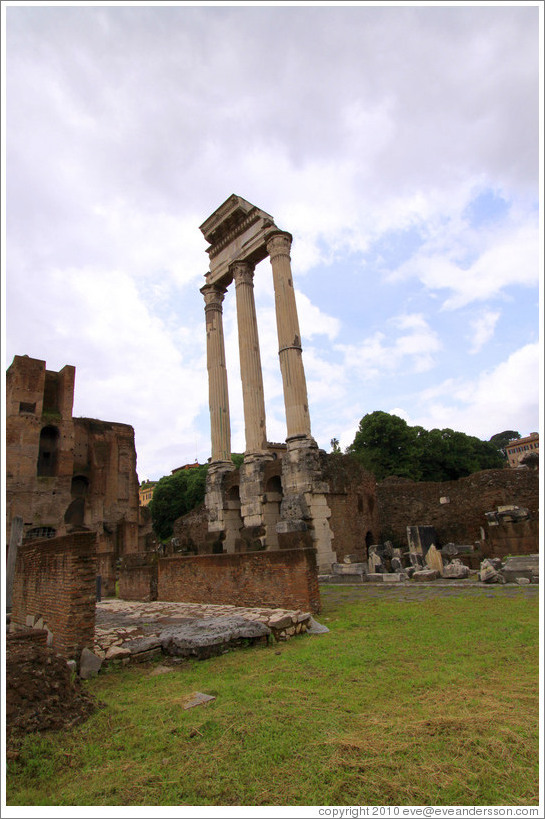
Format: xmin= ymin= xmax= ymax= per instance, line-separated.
xmin=266 ymin=231 xmax=312 ymax=439
xmin=201 ymin=283 xmax=232 ymax=463
xmin=232 ymin=261 xmax=268 ymax=454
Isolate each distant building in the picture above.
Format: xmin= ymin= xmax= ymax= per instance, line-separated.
xmin=171 ymin=462 xmax=201 ymax=474
xmin=139 ymin=482 xmax=157 ymax=506
xmin=505 ymin=433 xmax=539 ymax=468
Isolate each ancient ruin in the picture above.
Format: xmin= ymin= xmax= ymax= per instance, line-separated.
xmin=6 ymin=354 xmax=142 ymax=594
xmin=199 ymin=195 xmax=336 ymax=572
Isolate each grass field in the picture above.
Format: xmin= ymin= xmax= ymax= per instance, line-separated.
xmin=6 ymin=587 xmax=540 ymax=807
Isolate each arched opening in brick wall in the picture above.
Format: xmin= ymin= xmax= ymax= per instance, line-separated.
xmin=365 ymin=530 xmax=374 ymax=557
xmin=64 ymin=475 xmax=90 ymax=528
xmin=37 ymin=426 xmax=60 ymax=477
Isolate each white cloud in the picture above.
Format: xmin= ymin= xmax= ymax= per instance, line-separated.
xmin=5 ymin=5 xmax=540 ymax=478
xmin=335 ymin=313 xmax=442 ymax=379
xmin=468 ymin=310 xmax=501 ymax=354
xmin=406 ymin=343 xmax=540 ymax=439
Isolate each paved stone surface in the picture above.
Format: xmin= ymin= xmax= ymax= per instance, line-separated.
xmin=94 ymin=599 xmax=311 ymax=657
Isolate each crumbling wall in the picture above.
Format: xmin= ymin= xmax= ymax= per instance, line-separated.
xmin=321 ymin=455 xmax=379 ymax=562
xmin=6 ymin=356 xmax=142 ymax=591
xmin=118 ymin=553 xmax=158 ymax=601
xmin=172 ymin=503 xmax=209 ymax=554
xmin=376 ymin=469 xmax=539 ymax=548
xmin=10 ymin=532 xmax=97 ymax=659
xmin=157 ymin=548 xmax=321 ymax=613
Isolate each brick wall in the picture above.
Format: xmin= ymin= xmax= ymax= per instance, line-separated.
xmin=322 ymin=455 xmax=379 ymax=561
xmin=157 ymin=548 xmax=321 ymax=613
xmin=10 ymin=532 xmax=97 ymax=659
xmin=172 ymin=503 xmax=209 ymax=553
xmin=118 ymin=553 xmax=158 ymax=601
xmin=376 ymin=468 xmax=539 ymax=548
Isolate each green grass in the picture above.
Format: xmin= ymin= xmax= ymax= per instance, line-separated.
xmin=6 ymin=589 xmax=539 ymax=806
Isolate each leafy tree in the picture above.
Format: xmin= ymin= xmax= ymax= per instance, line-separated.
xmin=150 ymin=464 xmax=208 ymax=540
xmin=347 ymin=411 xmax=421 ymax=480
xmin=150 ymin=454 xmax=245 ymax=540
xmin=330 ymin=438 xmax=341 ymax=454
xmin=488 ymin=430 xmax=521 ymax=459
xmin=347 ymin=411 xmax=505 ymax=482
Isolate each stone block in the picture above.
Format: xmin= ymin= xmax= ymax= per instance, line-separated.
xmin=425 ymin=544 xmax=444 ymax=575
xmin=105 ymin=645 xmax=131 ymax=661
xmin=79 ymin=647 xmax=103 ymax=679
xmin=365 ymin=573 xmax=385 ymax=583
xmin=413 ymin=569 xmax=440 ymax=582
xmin=382 ymin=573 xmax=404 ymax=583
xmin=501 ymin=554 xmax=539 ymax=583
xmin=306 ymin=616 xmax=329 ymax=634
xmin=443 ymin=560 xmax=470 ymax=580
xmin=331 ymin=562 xmax=367 ymax=575
xmin=479 ymin=559 xmax=504 ymax=584
xmin=268 ymin=613 xmax=293 ymax=630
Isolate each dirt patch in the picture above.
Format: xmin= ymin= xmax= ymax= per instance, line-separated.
xmin=6 ymin=637 xmax=98 ymax=748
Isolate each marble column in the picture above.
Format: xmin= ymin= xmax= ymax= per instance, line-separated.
xmin=232 ymin=261 xmax=268 ymax=455
xmin=201 ymin=283 xmax=232 ymax=464
xmin=266 ymin=231 xmax=312 ymax=439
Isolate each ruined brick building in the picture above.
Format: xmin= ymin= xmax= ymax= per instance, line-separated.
xmin=6 ymin=355 xmax=142 ymax=594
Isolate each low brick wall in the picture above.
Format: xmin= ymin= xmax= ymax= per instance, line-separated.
xmin=157 ymin=548 xmax=321 ymax=613
xmin=118 ymin=553 xmax=158 ymax=601
xmin=10 ymin=532 xmax=97 ymax=659
xmin=377 ymin=468 xmax=539 ymax=548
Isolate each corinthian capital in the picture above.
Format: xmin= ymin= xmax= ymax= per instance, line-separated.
xmin=231 ymin=260 xmax=255 ymax=288
xmin=200 ymin=283 xmax=227 ymax=312
xmin=266 ymin=231 xmax=292 ymax=261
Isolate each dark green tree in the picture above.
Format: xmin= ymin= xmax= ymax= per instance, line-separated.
xmin=347 ymin=411 xmax=421 ymax=480
xmin=150 ymin=464 xmax=209 ymax=540
xmin=150 ymin=454 xmax=245 ymax=540
xmin=347 ymin=411 xmax=505 ymax=482
xmin=488 ymin=430 xmax=521 ymax=459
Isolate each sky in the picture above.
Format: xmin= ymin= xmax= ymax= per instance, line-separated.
xmin=2 ymin=2 xmax=542 ymax=482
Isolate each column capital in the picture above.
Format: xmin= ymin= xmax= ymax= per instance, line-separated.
xmin=230 ymin=260 xmax=255 ymax=288
xmin=201 ymin=282 xmax=227 ymax=311
xmin=266 ymin=231 xmax=293 ymax=261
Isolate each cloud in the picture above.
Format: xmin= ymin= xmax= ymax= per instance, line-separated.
xmin=468 ymin=310 xmax=501 ymax=354
xmin=405 ymin=342 xmax=541 ymax=438
xmin=5 ymin=5 xmax=539 ymax=479
xmin=335 ymin=313 xmax=442 ymax=379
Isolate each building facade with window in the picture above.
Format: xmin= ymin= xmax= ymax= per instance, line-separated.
xmin=6 ymin=355 xmax=141 ymax=594
xmin=139 ymin=482 xmax=157 ymax=506
xmin=505 ymin=433 xmax=539 ymax=468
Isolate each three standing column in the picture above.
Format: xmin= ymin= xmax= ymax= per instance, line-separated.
xmin=266 ymin=231 xmax=312 ymax=440
xmin=232 ymin=261 xmax=268 ymax=454
xmin=201 ymin=283 xmax=232 ymax=464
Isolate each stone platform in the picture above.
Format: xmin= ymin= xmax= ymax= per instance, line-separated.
xmin=94 ymin=599 xmax=314 ymax=662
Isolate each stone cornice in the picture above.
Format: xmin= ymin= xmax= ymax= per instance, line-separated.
xmin=207 ymin=210 xmax=263 ymax=260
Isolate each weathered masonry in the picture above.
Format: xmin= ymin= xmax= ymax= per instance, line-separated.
xmin=199 ymin=195 xmax=337 ymax=572
xmin=6 ymin=355 xmax=141 ymax=594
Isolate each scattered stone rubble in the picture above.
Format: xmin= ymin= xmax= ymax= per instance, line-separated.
xmin=323 ymin=523 xmax=539 ymax=586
